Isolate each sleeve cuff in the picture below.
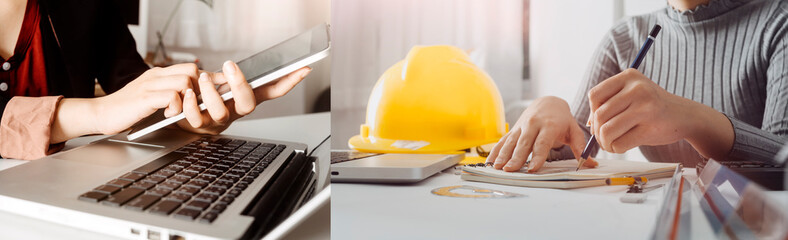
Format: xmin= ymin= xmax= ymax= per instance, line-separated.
xmin=0 ymin=96 xmax=65 ymax=160
xmin=726 ymin=115 xmax=787 ymax=162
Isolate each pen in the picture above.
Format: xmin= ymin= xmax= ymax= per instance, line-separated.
xmin=576 ymin=24 xmax=661 ymax=171
xmin=605 ymin=176 xmax=648 ymax=186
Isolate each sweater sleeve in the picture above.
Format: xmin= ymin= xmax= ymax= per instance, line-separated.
xmin=549 ymin=21 xmax=633 ymax=160
xmin=725 ymin=17 xmax=788 ymax=163
xmin=0 ymin=96 xmax=65 ymax=160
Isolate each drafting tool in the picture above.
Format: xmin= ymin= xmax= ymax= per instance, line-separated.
xmin=430 ymin=185 xmax=525 ymax=198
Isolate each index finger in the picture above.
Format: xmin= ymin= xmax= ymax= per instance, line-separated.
xmin=587 ymin=70 xmax=630 ymax=112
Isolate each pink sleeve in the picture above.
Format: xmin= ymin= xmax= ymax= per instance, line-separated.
xmin=0 ymin=96 xmax=65 ymax=160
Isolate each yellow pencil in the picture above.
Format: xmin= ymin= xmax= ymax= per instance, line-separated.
xmin=605 ymin=176 xmax=648 ymax=186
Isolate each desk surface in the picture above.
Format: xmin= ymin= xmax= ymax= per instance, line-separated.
xmin=0 ymin=112 xmax=330 ymax=240
xmin=332 ymin=165 xmax=696 ymax=239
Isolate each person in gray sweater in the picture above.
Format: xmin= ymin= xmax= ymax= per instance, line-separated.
xmin=488 ymin=0 xmax=788 ymax=172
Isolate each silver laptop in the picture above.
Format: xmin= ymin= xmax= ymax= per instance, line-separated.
xmin=330 ymin=151 xmax=463 ymax=183
xmin=0 ymin=24 xmax=331 ymax=240
xmin=0 ymin=128 xmax=319 ymax=240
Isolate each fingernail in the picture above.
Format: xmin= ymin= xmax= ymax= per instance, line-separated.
xmin=223 ymin=61 xmax=236 ymax=74
xmin=301 ymin=68 xmax=312 ymax=78
xmin=185 ymin=88 xmax=194 ymax=97
xmin=199 ymin=72 xmax=209 ymax=82
xmin=493 ymin=157 xmax=505 ymax=167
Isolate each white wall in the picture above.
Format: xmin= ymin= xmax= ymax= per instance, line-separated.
xmin=529 ymin=0 xmax=618 ymax=102
xmin=529 ymin=0 xmax=666 ymax=102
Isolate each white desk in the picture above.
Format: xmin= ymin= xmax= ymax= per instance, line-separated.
xmin=0 ymin=112 xmax=330 ymax=240
xmin=332 ymin=165 xmax=697 ymax=239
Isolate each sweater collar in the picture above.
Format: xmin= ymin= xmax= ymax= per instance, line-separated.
xmin=665 ymin=0 xmax=749 ymax=22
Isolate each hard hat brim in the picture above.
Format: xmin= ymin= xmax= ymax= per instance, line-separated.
xmin=348 ymin=134 xmax=498 ymax=154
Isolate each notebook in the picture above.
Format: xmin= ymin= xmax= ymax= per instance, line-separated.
xmin=461 ymin=159 xmax=680 ymax=189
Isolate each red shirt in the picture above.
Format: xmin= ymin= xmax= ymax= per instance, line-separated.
xmin=0 ymin=0 xmax=48 ymax=97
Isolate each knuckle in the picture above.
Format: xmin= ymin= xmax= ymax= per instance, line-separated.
xmin=599 ymin=123 xmax=613 ymax=136
xmin=534 ymin=138 xmax=551 ymax=148
xmin=184 ymin=63 xmax=198 ymax=70
xmin=504 ymin=135 xmax=518 ymax=145
xmin=588 ymin=87 xmax=599 ymax=99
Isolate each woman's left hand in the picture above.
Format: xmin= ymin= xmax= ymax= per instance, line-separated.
xmin=176 ymin=60 xmax=311 ymax=135
xmin=588 ymin=68 xmax=698 ymax=153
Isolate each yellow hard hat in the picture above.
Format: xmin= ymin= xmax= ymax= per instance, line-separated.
xmin=348 ymin=45 xmax=508 ymax=153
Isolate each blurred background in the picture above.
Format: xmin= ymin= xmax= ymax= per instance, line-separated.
xmin=119 ymin=0 xmax=331 ymax=120
xmin=330 ymin=0 xmax=665 ymax=161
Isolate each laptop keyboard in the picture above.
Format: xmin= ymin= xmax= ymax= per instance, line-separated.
xmin=78 ymin=136 xmax=286 ymax=224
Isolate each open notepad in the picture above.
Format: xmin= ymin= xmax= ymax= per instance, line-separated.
xmin=461 ymin=159 xmax=680 ymax=189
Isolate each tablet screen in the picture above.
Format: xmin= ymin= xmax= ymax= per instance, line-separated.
xmin=126 ymin=23 xmax=330 ymax=141
xmin=238 ymin=23 xmax=329 ymax=84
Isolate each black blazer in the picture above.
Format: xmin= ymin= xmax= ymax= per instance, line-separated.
xmin=0 ymin=0 xmax=149 ymax=120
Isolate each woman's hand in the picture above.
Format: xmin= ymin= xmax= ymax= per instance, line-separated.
xmin=486 ymin=96 xmax=598 ymax=172
xmin=174 ymin=61 xmax=311 ymax=135
xmin=51 ymin=63 xmax=200 ymax=143
xmin=587 ymin=69 xmax=733 ymax=158
xmin=93 ymin=63 xmax=203 ymax=135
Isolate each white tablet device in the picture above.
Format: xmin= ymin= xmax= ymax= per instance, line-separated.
xmin=126 ymin=23 xmax=331 ymax=141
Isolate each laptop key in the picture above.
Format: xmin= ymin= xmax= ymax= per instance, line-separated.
xmin=204 ymin=186 xmax=226 ymax=196
xmin=185 ymin=200 xmax=211 ymax=211
xmin=179 ymin=171 xmax=198 ymax=178
xmin=147 ymin=187 xmax=172 ymax=197
xmin=194 ymin=193 xmax=218 ymax=203
xmin=185 ymin=180 xmax=208 ymax=189
xmin=219 ymin=196 xmax=234 ymax=205
xmin=119 ymin=172 xmax=146 ymax=182
xmin=78 ymin=191 xmax=108 ymax=203
xmin=195 ymin=175 xmax=216 ymax=183
xmin=94 ymin=185 xmax=121 ymax=194
xmin=159 ymin=181 xmax=181 ymax=190
xmin=199 ymin=211 xmax=219 ymax=224
xmin=174 ymin=208 xmax=202 ymax=221
xmin=211 ymin=203 xmax=227 ymax=213
xmin=125 ymin=194 xmax=160 ymax=211
xmin=166 ymin=192 xmax=191 ymax=203
xmin=153 ymin=169 xmax=176 ymax=178
xmin=130 ymin=181 xmax=156 ymax=190
xmin=225 ymin=189 xmax=242 ymax=198
xmin=178 ymin=186 xmax=201 ymax=195
xmin=106 ymin=179 xmax=133 ymax=188
xmin=142 ymin=175 xmax=166 ymax=184
xmin=149 ymin=200 xmax=181 ymax=215
xmin=204 ymin=169 xmax=223 ymax=177
xmin=133 ymin=152 xmax=188 ymax=175
xmin=212 ymin=181 xmax=233 ymax=190
xmin=170 ymin=175 xmax=192 ymax=184
xmin=102 ymin=188 xmax=144 ymax=207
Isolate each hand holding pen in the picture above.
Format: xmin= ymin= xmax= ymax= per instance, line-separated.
xmin=579 ymin=24 xmax=717 ymax=171
xmin=575 ymin=24 xmax=663 ymax=171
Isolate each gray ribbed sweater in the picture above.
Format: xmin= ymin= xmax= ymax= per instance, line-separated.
xmin=559 ymin=0 xmax=788 ymax=166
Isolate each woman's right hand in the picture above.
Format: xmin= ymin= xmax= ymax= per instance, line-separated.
xmin=92 ymin=63 xmax=200 ymax=135
xmin=485 ymin=96 xmax=598 ymax=172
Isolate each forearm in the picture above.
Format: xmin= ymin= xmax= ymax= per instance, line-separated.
xmin=50 ymin=98 xmax=101 ymax=143
xmin=684 ymin=100 xmax=735 ymax=160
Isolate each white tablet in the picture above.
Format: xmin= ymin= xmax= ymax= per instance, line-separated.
xmin=127 ymin=23 xmax=331 ymax=141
